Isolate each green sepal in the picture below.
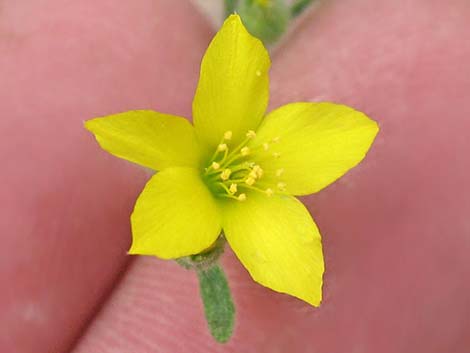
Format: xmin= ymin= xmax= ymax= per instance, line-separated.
xmin=237 ymin=0 xmax=290 ymax=45
xmin=291 ymin=0 xmax=315 ymax=17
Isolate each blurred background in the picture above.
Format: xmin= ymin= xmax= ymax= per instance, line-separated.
xmin=1 ymin=0 xmax=469 ymax=352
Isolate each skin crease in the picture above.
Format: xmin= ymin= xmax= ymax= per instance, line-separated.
xmin=1 ymin=0 xmax=469 ymax=352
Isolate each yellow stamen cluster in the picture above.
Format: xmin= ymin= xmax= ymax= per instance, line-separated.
xmin=204 ymin=131 xmax=286 ymax=201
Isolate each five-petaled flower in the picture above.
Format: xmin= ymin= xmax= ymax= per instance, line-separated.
xmin=85 ymin=14 xmax=378 ymax=306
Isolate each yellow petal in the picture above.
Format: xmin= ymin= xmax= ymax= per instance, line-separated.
xmin=193 ymin=14 xmax=271 ymax=149
xmin=221 ymin=194 xmax=324 ymax=306
xmin=85 ymin=110 xmax=203 ymax=171
xmin=252 ymin=102 xmax=379 ymax=195
xmin=130 ymin=167 xmax=221 ymax=259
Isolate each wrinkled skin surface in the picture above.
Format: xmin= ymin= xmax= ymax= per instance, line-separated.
xmin=1 ymin=0 xmax=469 ymax=352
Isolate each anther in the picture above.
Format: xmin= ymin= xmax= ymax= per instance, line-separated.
xmin=272 ymin=136 xmax=280 ymax=143
xmin=229 ymin=183 xmax=238 ymax=194
xmin=221 ymin=169 xmax=231 ymax=181
xmin=246 ymin=130 xmax=256 ymax=139
xmin=275 ymin=168 xmax=284 ymax=177
xmin=245 ymin=177 xmax=256 ymax=186
xmin=263 ymin=142 xmax=270 ymax=151
xmin=265 ymin=188 xmax=274 ymax=196
xmin=277 ymin=182 xmax=286 ymax=191
xmin=273 ymin=152 xmax=281 ymax=158
xmin=217 ymin=143 xmax=228 ymax=152
xmin=238 ymin=193 xmax=247 ymax=201
xmin=255 ymin=70 xmax=261 ymax=77
xmin=224 ymin=131 xmax=233 ymax=140
xmin=252 ymin=165 xmax=263 ymax=178
xmin=241 ymin=147 xmax=250 ymax=156
xmin=211 ymin=161 xmax=220 ymax=170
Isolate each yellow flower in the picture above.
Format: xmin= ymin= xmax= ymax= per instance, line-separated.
xmin=84 ymin=15 xmax=379 ymax=306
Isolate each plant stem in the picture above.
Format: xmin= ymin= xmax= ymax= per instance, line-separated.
xmin=197 ymin=265 xmax=235 ymax=343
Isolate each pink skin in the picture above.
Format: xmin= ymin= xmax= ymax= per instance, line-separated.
xmin=1 ymin=0 xmax=469 ymax=352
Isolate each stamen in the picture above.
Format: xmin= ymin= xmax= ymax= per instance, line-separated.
xmin=275 ymin=168 xmax=284 ymax=177
xmin=245 ymin=177 xmax=256 ymax=186
xmin=265 ymin=188 xmax=274 ymax=196
xmin=263 ymin=142 xmax=270 ymax=151
xmin=237 ymin=183 xmax=274 ymax=196
xmin=224 ymin=131 xmax=233 ymax=140
xmin=217 ymin=143 xmax=228 ymax=152
xmin=238 ymin=193 xmax=247 ymax=201
xmin=227 ymin=163 xmax=251 ymax=174
xmin=273 ymin=152 xmax=281 ymax=158
xmin=229 ymin=183 xmax=238 ymax=194
xmin=252 ymin=165 xmax=263 ymax=178
xmin=208 ymin=133 xmax=230 ymax=163
xmin=272 ymin=136 xmax=280 ymax=143
xmin=217 ymin=182 xmax=232 ymax=195
xmin=211 ymin=161 xmax=220 ymax=170
xmin=277 ymin=182 xmax=286 ymax=191
xmin=221 ymin=130 xmax=255 ymax=167
xmin=220 ymin=169 xmax=231 ymax=181
xmin=246 ymin=130 xmax=256 ymax=139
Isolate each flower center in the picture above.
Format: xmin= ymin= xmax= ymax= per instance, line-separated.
xmin=202 ymin=130 xmax=285 ymax=201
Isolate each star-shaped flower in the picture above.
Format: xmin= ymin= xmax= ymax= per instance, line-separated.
xmin=85 ymin=14 xmax=378 ymax=306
